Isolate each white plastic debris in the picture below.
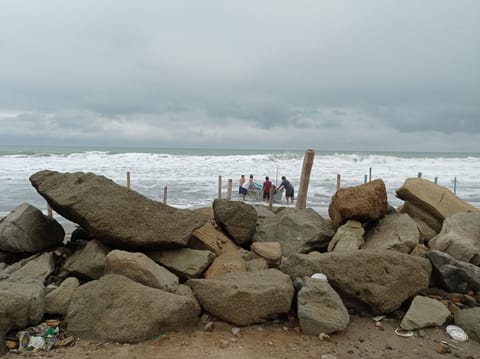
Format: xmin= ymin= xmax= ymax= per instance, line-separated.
xmin=311 ymin=273 xmax=328 ymax=281
xmin=446 ymin=325 xmax=468 ymax=342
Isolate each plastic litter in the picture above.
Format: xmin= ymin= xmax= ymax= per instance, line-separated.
xmin=28 ymin=336 xmax=46 ymax=350
xmin=311 ymin=273 xmax=328 ymax=281
xmin=394 ymin=328 xmax=414 ymax=337
xmin=446 ymin=325 xmax=468 ymax=342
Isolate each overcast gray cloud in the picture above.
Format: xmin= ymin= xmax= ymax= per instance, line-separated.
xmin=0 ymin=0 xmax=479 ymax=151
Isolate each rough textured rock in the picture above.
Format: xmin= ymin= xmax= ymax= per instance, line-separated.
xmin=328 ymin=179 xmax=388 ymax=227
xmin=66 ymin=274 xmax=201 ymax=343
xmin=105 ymin=250 xmax=179 ymax=292
xmin=328 ymin=220 xmax=364 ymax=252
xmin=190 ymin=221 xmax=240 ymax=255
xmin=0 ymin=280 xmax=45 ymax=354
xmin=213 ymin=199 xmax=257 ymax=246
xmin=396 ymin=178 xmax=478 ymax=222
xmin=362 ymin=213 xmax=419 ymax=253
xmin=428 ymin=212 xmax=480 ymax=265
xmin=187 ymin=269 xmax=294 ymax=325
xmin=296 ymin=277 xmax=350 ymax=335
xmin=399 ymin=201 xmax=442 ymax=233
xmin=64 ymin=240 xmax=111 ymax=280
xmin=7 ymin=252 xmax=55 ymax=283
xmin=253 ymin=208 xmax=335 ymax=256
xmin=29 ymin=170 xmax=208 ymax=249
xmin=251 ymin=242 xmax=282 ymax=266
xmin=400 ymin=296 xmax=450 ymax=330
xmin=148 ymin=248 xmax=215 ymax=279
xmin=280 ymin=249 xmax=431 ymax=314
xmin=245 ymin=258 xmax=269 ymax=272
xmin=455 ymin=307 xmax=480 ymax=342
xmin=204 ymin=251 xmax=246 ymax=279
xmin=0 ymin=203 xmax=64 ymax=253
xmin=426 ymin=250 xmax=480 ymax=293
xmin=45 ymin=277 xmax=80 ymax=315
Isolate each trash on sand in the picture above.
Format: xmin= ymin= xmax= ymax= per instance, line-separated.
xmin=311 ymin=273 xmax=328 ymax=281
xmin=446 ymin=325 xmax=468 ymax=342
xmin=394 ymin=328 xmax=414 ymax=337
xmin=372 ymin=315 xmax=386 ymax=322
xmin=28 ymin=336 xmax=46 ymax=350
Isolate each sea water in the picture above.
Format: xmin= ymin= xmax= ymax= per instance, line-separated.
xmin=0 ymin=146 xmax=479 ymax=221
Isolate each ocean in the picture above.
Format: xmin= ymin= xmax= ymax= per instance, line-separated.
xmin=1 ymin=146 xmax=479 ymax=221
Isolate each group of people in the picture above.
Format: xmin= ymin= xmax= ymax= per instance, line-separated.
xmin=238 ymin=174 xmax=294 ymax=204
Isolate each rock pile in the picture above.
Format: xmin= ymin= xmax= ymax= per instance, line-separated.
xmin=1 ymin=172 xmax=479 ymax=354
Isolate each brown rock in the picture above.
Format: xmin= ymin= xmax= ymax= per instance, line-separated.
xmin=190 ymin=221 xmax=240 ymax=255
xmin=251 ymin=242 xmax=282 ymax=266
xmin=204 ymin=251 xmax=246 ymax=279
xmin=328 ymin=179 xmax=388 ymax=226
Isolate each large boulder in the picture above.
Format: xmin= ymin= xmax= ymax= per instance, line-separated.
xmin=148 ymin=248 xmax=215 ymax=279
xmin=0 ymin=203 xmax=64 ymax=253
xmin=428 ymin=212 xmax=480 ymax=265
xmin=7 ymin=252 xmax=55 ymax=283
xmin=29 ymin=170 xmax=208 ymax=249
xmin=328 ymin=179 xmax=388 ymax=227
xmin=64 ymin=240 xmax=111 ymax=280
xmin=362 ymin=213 xmax=419 ymax=253
xmin=399 ymin=201 xmax=442 ymax=233
xmin=213 ymin=199 xmax=257 ymax=246
xmin=66 ymin=274 xmax=201 ymax=343
xmin=104 ymin=250 xmax=179 ymax=292
xmin=187 ymin=269 xmax=294 ymax=325
xmin=396 ymin=178 xmax=478 ymax=222
xmin=253 ymin=208 xmax=335 ymax=256
xmin=328 ymin=220 xmax=364 ymax=252
xmin=0 ymin=280 xmax=45 ymax=354
xmin=296 ymin=277 xmax=350 ymax=335
xmin=280 ymin=250 xmax=431 ymax=314
xmin=45 ymin=277 xmax=80 ymax=315
xmin=425 ymin=250 xmax=480 ymax=293
xmin=455 ymin=308 xmax=480 ymax=342
xmin=400 ymin=296 xmax=450 ymax=330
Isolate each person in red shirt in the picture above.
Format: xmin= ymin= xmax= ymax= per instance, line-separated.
xmin=262 ymin=176 xmax=272 ymax=202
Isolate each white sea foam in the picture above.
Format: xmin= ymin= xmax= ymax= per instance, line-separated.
xmin=0 ymin=148 xmax=479 ymax=219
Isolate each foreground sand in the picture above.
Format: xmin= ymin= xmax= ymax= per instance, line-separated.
xmin=3 ymin=315 xmax=479 ymax=359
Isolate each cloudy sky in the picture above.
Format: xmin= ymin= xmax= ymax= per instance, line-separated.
xmin=0 ymin=1 xmax=479 ymax=151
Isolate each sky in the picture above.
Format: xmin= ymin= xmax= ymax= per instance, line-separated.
xmin=0 ymin=1 xmax=479 ymax=152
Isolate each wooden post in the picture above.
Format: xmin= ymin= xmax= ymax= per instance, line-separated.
xmin=163 ymin=185 xmax=168 ymax=204
xmin=364 ymin=174 xmax=368 ymax=184
xmin=268 ymin=185 xmax=274 ymax=210
xmin=47 ymin=203 xmax=53 ymax=219
xmin=453 ymin=177 xmax=457 ymax=194
xmin=336 ymin=174 xmax=341 ymax=191
xmin=417 ymin=172 xmax=422 ymax=178
xmin=227 ymin=179 xmax=233 ymax=200
xmin=218 ymin=176 xmax=222 ymax=199
xmin=127 ymin=171 xmax=131 ymax=189
xmin=295 ymin=149 xmax=315 ymax=210
xmin=369 ymin=167 xmax=372 ymax=182
xmin=434 ymin=176 xmax=438 ymax=184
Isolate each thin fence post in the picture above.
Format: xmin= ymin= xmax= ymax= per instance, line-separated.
xmin=127 ymin=171 xmax=131 ymax=189
xmin=336 ymin=174 xmax=341 ymax=191
xmin=218 ymin=176 xmax=222 ymax=199
xmin=163 ymin=185 xmax=168 ymax=204
xmin=417 ymin=172 xmax=422 ymax=178
xmin=268 ymin=185 xmax=274 ymax=210
xmin=369 ymin=167 xmax=372 ymax=182
xmin=434 ymin=177 xmax=438 ymax=184
xmin=47 ymin=203 xmax=53 ymax=219
xmin=453 ymin=177 xmax=457 ymax=194
xmin=295 ymin=149 xmax=315 ymax=210
xmin=227 ymin=179 xmax=233 ymax=200
xmin=364 ymin=174 xmax=368 ymax=184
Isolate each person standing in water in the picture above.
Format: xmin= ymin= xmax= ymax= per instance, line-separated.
xmin=262 ymin=176 xmax=272 ymax=202
xmin=276 ymin=176 xmax=294 ymax=204
xmin=239 ymin=175 xmax=246 ymax=195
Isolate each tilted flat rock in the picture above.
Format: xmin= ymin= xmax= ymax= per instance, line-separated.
xmin=328 ymin=220 xmax=364 ymax=252
xmin=396 ymin=178 xmax=478 ymax=222
xmin=455 ymin=307 xmax=480 ymax=342
xmin=30 ymin=170 xmax=208 ymax=249
xmin=280 ymin=249 xmax=431 ymax=314
xmin=400 ymin=295 xmax=450 ymax=330
xmin=148 ymin=248 xmax=215 ymax=279
xmin=45 ymin=277 xmax=80 ymax=315
xmin=187 ymin=269 xmax=294 ymax=325
xmin=64 ymin=239 xmax=111 ymax=280
xmin=66 ymin=274 xmax=201 ymax=343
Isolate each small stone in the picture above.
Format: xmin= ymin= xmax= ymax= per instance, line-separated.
xmin=435 ymin=343 xmax=451 ymax=354
xmin=230 ymin=338 xmax=237 ymax=343
xmin=220 ymin=339 xmax=230 ymax=348
xmin=418 ymin=330 xmax=426 ymax=338
xmin=385 ymin=344 xmax=393 ymax=350
xmin=321 ymin=355 xmax=337 ymax=359
xmin=282 ymin=326 xmax=288 ymax=332
xmin=203 ymin=321 xmax=214 ymax=332
xmin=318 ymin=333 xmax=331 ymax=341
xmin=231 ymin=327 xmax=240 ymax=336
